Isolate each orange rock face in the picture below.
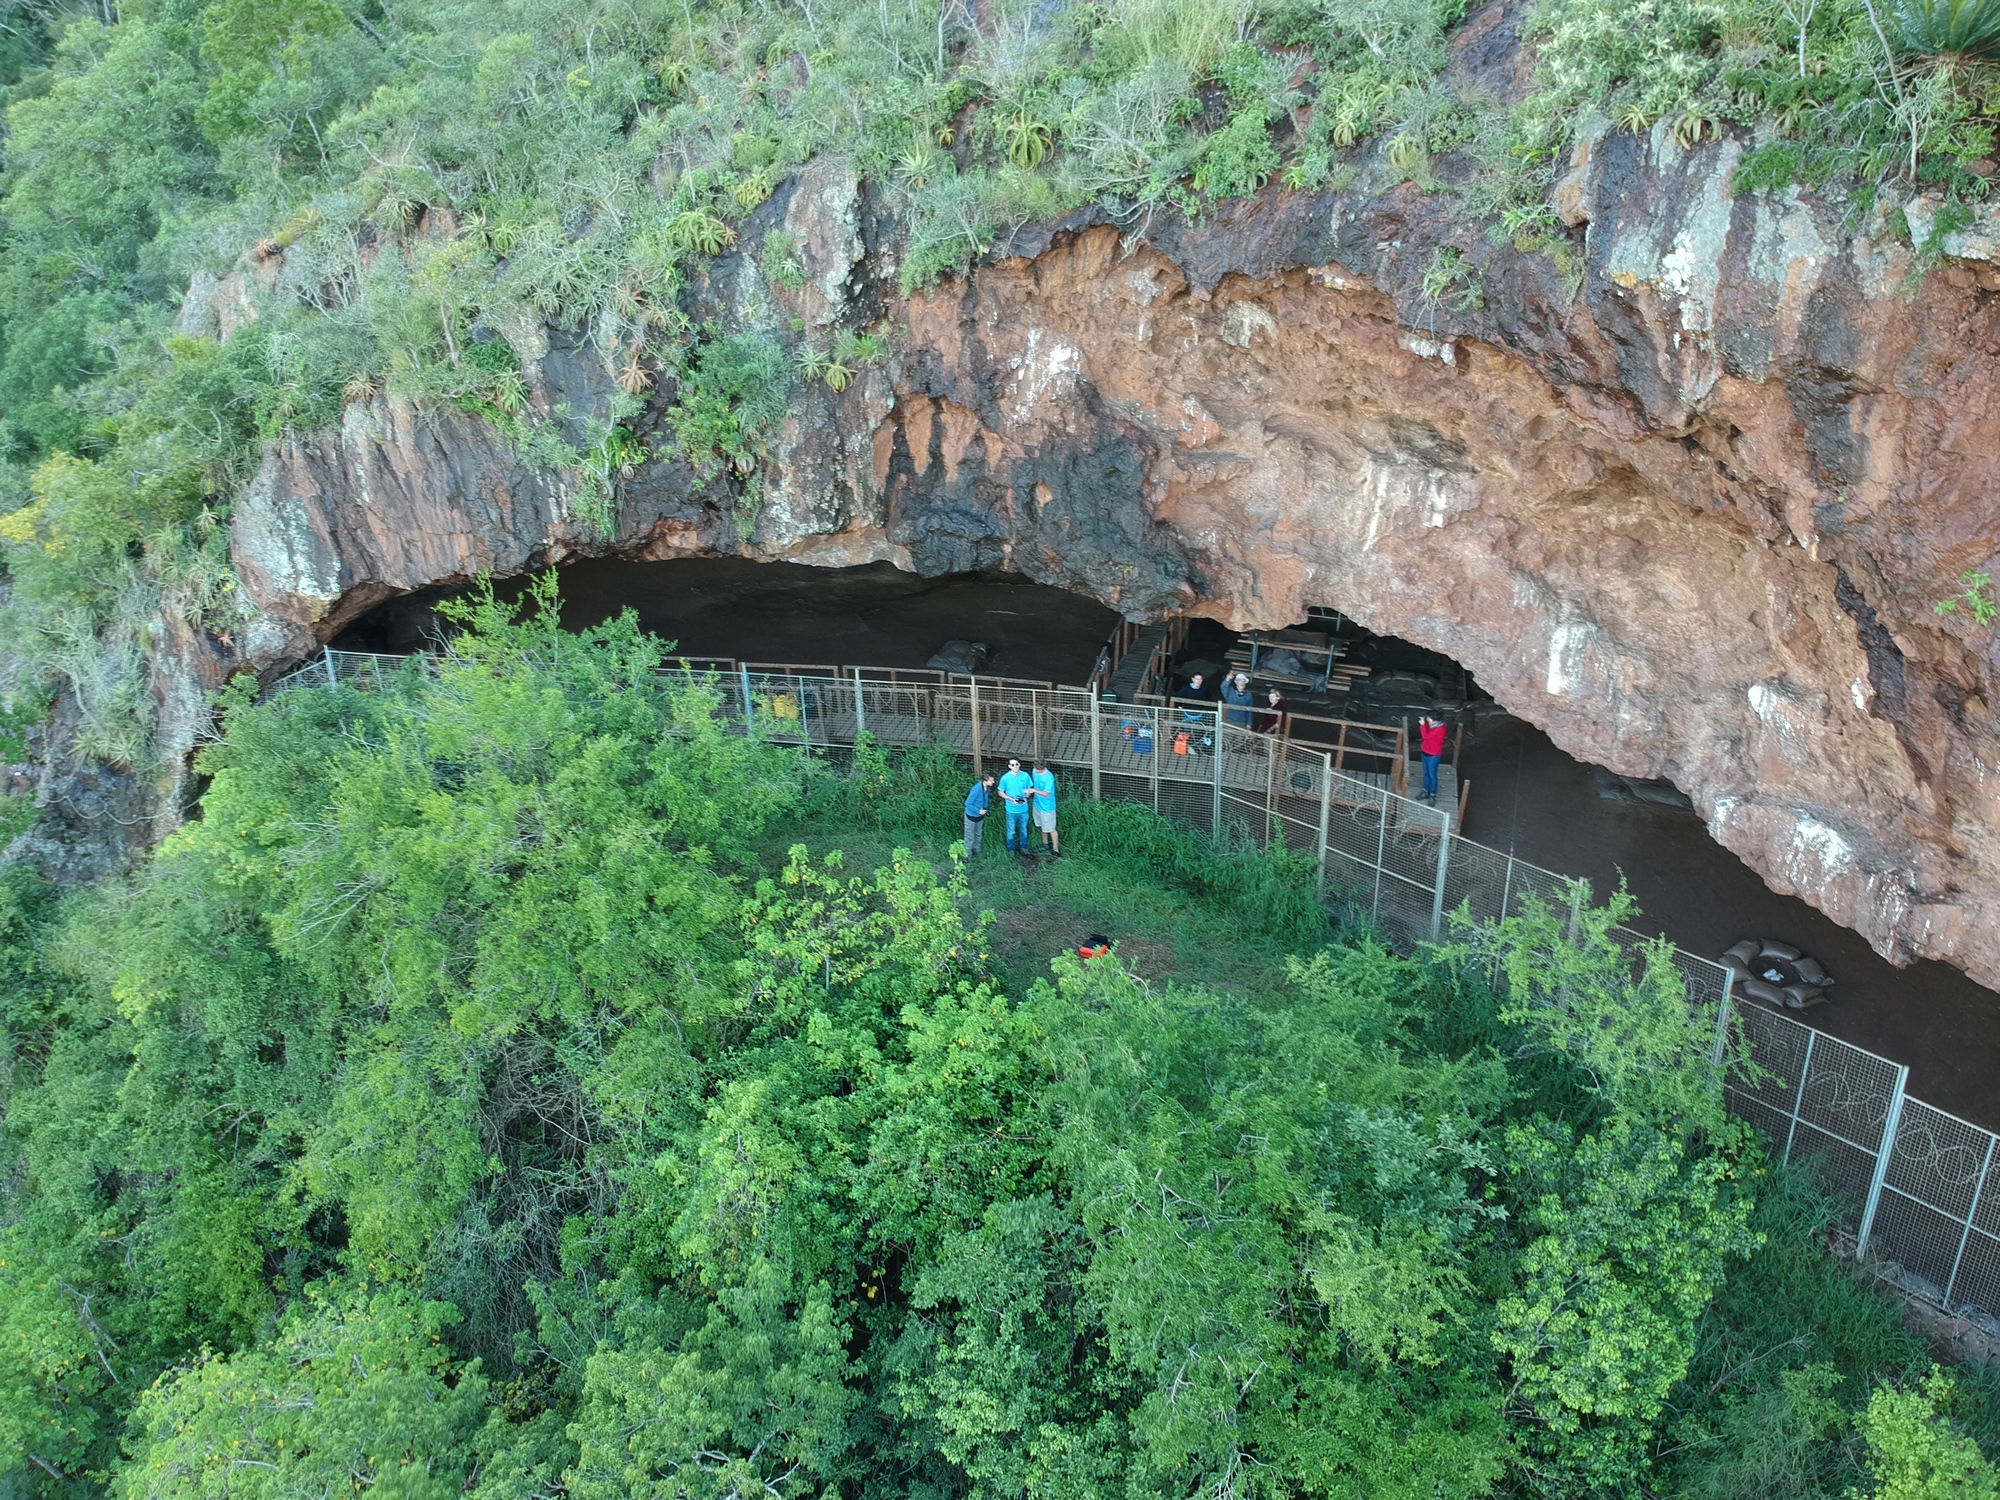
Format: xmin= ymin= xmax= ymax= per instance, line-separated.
xmin=231 ymin=135 xmax=2000 ymax=988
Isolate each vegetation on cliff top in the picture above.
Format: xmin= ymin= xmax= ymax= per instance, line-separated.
xmin=0 ymin=0 xmax=1995 ymax=760
xmin=0 ymin=584 xmax=1997 ymax=1495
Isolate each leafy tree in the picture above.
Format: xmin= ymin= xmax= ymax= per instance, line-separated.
xmin=117 ymin=1282 xmax=487 ymax=1499
xmin=1855 ymin=1370 xmax=2000 ymax=1499
xmin=0 ymin=1227 xmax=116 ymax=1486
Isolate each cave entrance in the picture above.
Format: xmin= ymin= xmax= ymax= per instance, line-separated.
xmin=331 ymin=556 xmax=1121 ymax=685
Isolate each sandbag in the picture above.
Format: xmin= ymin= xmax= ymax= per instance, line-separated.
xmin=1782 ymin=985 xmax=1828 ymax=1009
xmin=1721 ymin=956 xmax=1756 ymax=985
xmin=1757 ymin=939 xmax=1804 ymax=963
xmin=1793 ymin=956 xmax=1831 ymax=986
xmin=1724 ymin=940 xmax=1761 ymax=965
xmin=1741 ymin=977 xmax=1788 ymax=1007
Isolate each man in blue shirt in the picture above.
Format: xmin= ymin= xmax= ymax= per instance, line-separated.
xmin=963 ymin=772 xmax=995 ymax=855
xmin=1030 ymin=757 xmax=1059 ymax=857
xmin=997 ymin=757 xmax=1034 ymax=856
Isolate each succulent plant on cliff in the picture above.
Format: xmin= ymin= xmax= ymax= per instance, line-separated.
xmin=1887 ymin=0 xmax=2000 ymax=60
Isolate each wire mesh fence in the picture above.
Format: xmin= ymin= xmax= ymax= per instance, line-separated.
xmin=275 ymin=646 xmax=2000 ymax=1327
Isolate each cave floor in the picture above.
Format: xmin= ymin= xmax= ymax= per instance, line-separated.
xmin=337 ymin=557 xmax=2000 ymax=1129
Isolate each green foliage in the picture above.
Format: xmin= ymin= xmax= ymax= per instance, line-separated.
xmin=668 ymin=333 xmax=791 ymax=475
xmin=0 ymin=1226 xmax=115 ymax=1482
xmin=0 ymin=5 xmax=1992 ymax=1474
xmin=1495 ymin=1113 xmax=1761 ymax=1486
xmin=1935 ymin=568 xmax=1999 ymax=625
xmin=1457 ymin=879 xmax=1734 ymax=1132
xmin=4 ymin=589 xmax=2000 ymax=1496
xmin=1855 ymin=1370 xmax=2000 ymax=1497
xmin=1889 ymin=0 xmax=2000 ymax=61
xmin=1421 ymin=244 xmax=1487 ymax=311
xmin=118 ymin=1283 xmax=488 ymax=1499
xmin=761 ymin=229 xmax=808 ymax=293
xmin=4 ymin=0 xmax=1995 ymax=763
xmin=795 ymin=328 xmax=887 ymax=392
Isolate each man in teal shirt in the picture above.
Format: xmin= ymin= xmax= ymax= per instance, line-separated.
xmin=1030 ymin=758 xmax=1059 ymax=857
xmin=997 ymin=757 xmax=1034 ymax=856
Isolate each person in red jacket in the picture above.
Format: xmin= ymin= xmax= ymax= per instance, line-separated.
xmin=1417 ymin=714 xmax=1448 ymax=804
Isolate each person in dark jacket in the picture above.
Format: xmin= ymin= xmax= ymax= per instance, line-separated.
xmin=963 ymin=772 xmax=996 ymax=854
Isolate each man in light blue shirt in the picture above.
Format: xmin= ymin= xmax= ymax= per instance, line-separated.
xmin=1030 ymin=758 xmax=1059 ymax=857
xmin=997 ymin=757 xmax=1034 ymax=856
xmin=963 ymin=772 xmax=995 ymax=856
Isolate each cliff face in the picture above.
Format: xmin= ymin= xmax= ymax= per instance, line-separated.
xmin=222 ymin=130 xmax=2000 ymax=990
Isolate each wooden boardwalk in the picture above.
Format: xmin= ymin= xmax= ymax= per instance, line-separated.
xmin=753 ymin=701 xmax=1457 ymax=836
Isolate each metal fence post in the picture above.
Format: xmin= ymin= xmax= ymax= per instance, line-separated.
xmin=1945 ymin=1135 xmax=1997 ymax=1306
xmin=1315 ymin=750 xmax=1333 ymax=897
xmin=1264 ymin=735 xmax=1279 ymax=850
xmin=1782 ymin=1030 xmax=1818 ymax=1166
xmin=1371 ymin=779 xmax=1389 ymax=920
xmin=853 ymin=667 xmax=866 ymax=739
xmin=1150 ymin=707 xmax=1160 ymax=813
xmin=1855 ymin=1062 xmax=1910 ymax=1259
xmin=322 ymin=646 xmax=338 ymax=689
xmin=970 ymin=678 xmax=983 ymax=777
xmin=1211 ymin=709 xmax=1224 ymax=840
xmin=1709 ymin=973 xmax=1734 ymax=1069
xmin=1501 ymin=849 xmax=1516 ymax=921
xmin=1428 ymin=823 xmax=1453 ymax=941
xmin=740 ymin=664 xmax=755 ymax=735
xmin=1089 ymin=689 xmax=1102 ymax=801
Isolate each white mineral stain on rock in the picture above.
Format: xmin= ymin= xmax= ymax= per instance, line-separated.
xmin=1007 ymin=329 xmax=1083 ymax=416
xmin=1782 ymin=813 xmax=1857 ymax=887
xmin=1399 ymin=333 xmax=1456 ymax=364
xmin=1221 ymin=300 xmax=1278 ymax=349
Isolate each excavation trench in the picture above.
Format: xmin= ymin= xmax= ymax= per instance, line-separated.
xmin=334 ymin=556 xmax=2000 ymax=1129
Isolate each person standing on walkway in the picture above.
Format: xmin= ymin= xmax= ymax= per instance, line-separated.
xmin=1030 ymin=758 xmax=1059 ymax=857
xmin=963 ymin=772 xmax=995 ymax=855
xmin=998 ymin=757 xmax=1034 ymax=856
xmin=1220 ymin=671 xmax=1254 ymax=728
xmin=1417 ymin=714 xmax=1448 ymax=804
xmin=1258 ymin=686 xmax=1285 ymax=735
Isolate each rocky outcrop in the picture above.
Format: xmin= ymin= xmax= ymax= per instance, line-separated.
xmin=217 ymin=122 xmax=2000 ymax=989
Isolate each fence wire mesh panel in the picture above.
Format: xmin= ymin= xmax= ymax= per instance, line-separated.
xmin=1726 ymin=1002 xmax=1822 ymax=1157
xmin=268 ymin=653 xmax=2000 ymax=1330
xmin=1791 ymin=1033 xmax=1904 ymax=1213
xmin=1440 ymin=838 xmax=1515 ymax=933
xmin=1877 ymin=1099 xmax=2000 ymax=1307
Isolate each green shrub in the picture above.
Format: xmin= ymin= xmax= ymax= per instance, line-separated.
xmin=667 ymin=333 xmax=791 ymax=475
